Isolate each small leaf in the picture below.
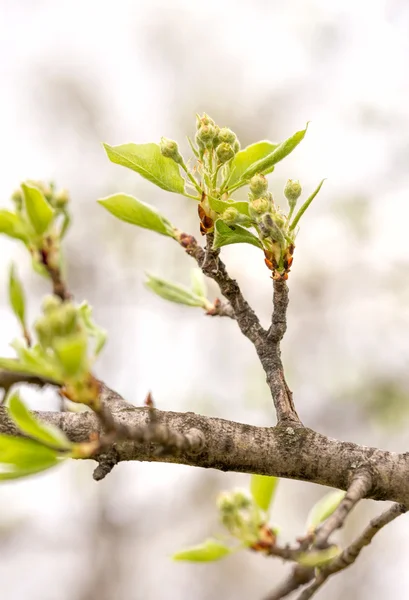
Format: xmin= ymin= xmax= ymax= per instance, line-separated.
xmin=9 ymin=265 xmax=26 ymax=327
xmin=213 ymin=220 xmax=263 ymax=250
xmin=306 ymin=490 xmax=346 ymax=531
xmin=0 ymin=434 xmax=60 ymax=480
xmin=289 ymin=179 xmax=326 ymax=231
xmin=173 ymin=539 xmax=231 ymax=562
xmin=296 ymin=546 xmax=340 ymax=568
xmin=98 ymin=194 xmax=176 ymax=238
xmin=103 ymin=143 xmax=185 ymax=194
xmin=190 ymin=269 xmax=207 ymax=298
xmin=250 ymin=475 xmax=279 ymax=513
xmin=208 ymin=195 xmax=250 ymax=217
xmin=145 ymin=273 xmax=209 ymax=308
xmin=8 ymin=392 xmax=71 ymax=450
xmin=21 ymin=183 xmax=54 ymax=235
xmin=0 ymin=210 xmax=29 ymax=242
xmin=78 ymin=303 xmax=107 ymax=356
xmin=241 ymin=125 xmax=309 ymax=182
xmin=53 ymin=333 xmax=89 ymax=377
xmin=228 ymin=141 xmax=278 ymax=188
xmin=0 ymin=356 xmax=62 ymax=383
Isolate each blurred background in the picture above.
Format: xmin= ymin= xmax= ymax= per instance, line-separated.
xmin=1 ymin=0 xmax=409 ymax=598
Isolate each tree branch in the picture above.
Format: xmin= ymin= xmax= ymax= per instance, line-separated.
xmin=296 ymin=503 xmax=407 ymax=600
xmin=314 ymin=469 xmax=373 ymax=548
xmin=1 ymin=385 xmax=409 ymax=504
xmin=264 ymin=566 xmax=314 ymax=600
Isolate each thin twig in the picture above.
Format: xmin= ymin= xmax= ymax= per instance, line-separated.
xmin=314 ymin=469 xmax=373 ymax=548
xmin=39 ymin=236 xmax=71 ymax=301
xmin=264 ymin=566 xmax=314 ymax=600
xmin=296 ymin=503 xmax=407 ymax=600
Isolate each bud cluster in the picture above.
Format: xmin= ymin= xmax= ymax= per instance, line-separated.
xmin=217 ymin=489 xmax=264 ymax=545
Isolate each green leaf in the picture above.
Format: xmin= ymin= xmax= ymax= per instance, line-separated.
xmin=98 ymin=194 xmax=176 ymax=238
xmin=173 ymin=539 xmax=232 ymax=562
xmin=9 ymin=265 xmax=26 ymax=327
xmin=289 ymin=179 xmax=326 ymax=231
xmin=190 ymin=269 xmax=207 ymax=298
xmin=228 ymin=141 xmax=278 ymax=188
xmin=241 ymin=125 xmax=309 ymax=182
xmin=208 ymin=195 xmax=250 ymax=217
xmin=145 ymin=273 xmax=209 ymax=308
xmin=0 ymin=210 xmax=29 ymax=242
xmin=103 ymin=142 xmax=185 ymax=194
xmin=53 ymin=333 xmax=89 ymax=377
xmin=212 ymin=220 xmax=263 ymax=250
xmin=296 ymin=546 xmax=340 ymax=568
xmin=0 ymin=434 xmax=60 ymax=480
xmin=21 ymin=183 xmax=54 ymax=235
xmin=250 ymin=475 xmax=279 ymax=513
xmin=78 ymin=303 xmax=107 ymax=356
xmin=0 ymin=356 xmax=62 ymax=383
xmin=306 ymin=490 xmax=346 ymax=531
xmin=7 ymin=392 xmax=71 ymax=450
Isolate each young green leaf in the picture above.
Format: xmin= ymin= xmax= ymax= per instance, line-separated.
xmin=289 ymin=179 xmax=326 ymax=231
xmin=145 ymin=273 xmax=210 ymax=308
xmin=250 ymin=474 xmax=279 ymax=513
xmin=9 ymin=265 xmax=26 ymax=328
xmin=296 ymin=546 xmax=340 ymax=568
xmin=103 ymin=143 xmax=185 ymax=194
xmin=78 ymin=302 xmax=107 ymax=356
xmin=21 ymin=183 xmax=54 ymax=235
xmin=173 ymin=539 xmax=232 ymax=562
xmin=0 ymin=356 xmax=62 ymax=383
xmin=306 ymin=490 xmax=346 ymax=531
xmin=53 ymin=333 xmax=89 ymax=377
xmin=190 ymin=269 xmax=207 ymax=298
xmin=98 ymin=194 xmax=176 ymax=238
xmin=241 ymin=125 xmax=309 ymax=182
xmin=0 ymin=210 xmax=29 ymax=242
xmin=228 ymin=141 xmax=278 ymax=188
xmin=0 ymin=434 xmax=60 ymax=480
xmin=208 ymin=195 xmax=250 ymax=217
xmin=8 ymin=392 xmax=72 ymax=450
xmin=213 ymin=220 xmax=263 ymax=250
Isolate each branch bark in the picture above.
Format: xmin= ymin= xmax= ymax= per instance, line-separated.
xmin=1 ymin=386 xmax=409 ymax=504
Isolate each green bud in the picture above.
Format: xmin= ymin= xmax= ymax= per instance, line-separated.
xmin=249 ymin=197 xmax=271 ymax=218
xmin=233 ymin=140 xmax=240 ymax=153
xmin=54 ymin=189 xmax=70 ymax=209
xmin=217 ymin=492 xmax=235 ymax=513
xmin=232 ymin=490 xmax=251 ymax=510
xmin=196 ymin=125 xmax=216 ymax=148
xmin=196 ymin=113 xmax=215 ymax=129
xmin=249 ymin=174 xmax=268 ymax=199
xmin=221 ymin=207 xmax=240 ymax=224
xmin=261 ymin=213 xmax=286 ymax=246
xmin=35 ymin=316 xmax=53 ymax=348
xmin=212 ymin=125 xmax=221 ymax=148
xmin=218 ymin=127 xmax=237 ymax=145
xmin=42 ymin=294 xmax=62 ymax=315
xmin=216 ymin=143 xmax=235 ymax=164
xmin=160 ymin=137 xmax=184 ymax=166
xmin=284 ymin=179 xmax=302 ymax=208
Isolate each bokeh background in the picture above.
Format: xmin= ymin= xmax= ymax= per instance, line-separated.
xmin=1 ymin=1 xmax=409 ymax=598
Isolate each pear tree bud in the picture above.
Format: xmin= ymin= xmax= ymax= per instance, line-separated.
xmin=160 ymin=137 xmax=184 ymax=166
xmin=284 ymin=179 xmax=302 ymax=209
xmin=221 ymin=207 xmax=240 ymax=224
xmin=249 ymin=174 xmax=268 ymax=199
xmin=233 ymin=140 xmax=240 ymax=153
xmin=11 ymin=189 xmax=23 ymax=211
xmin=42 ymin=294 xmax=62 ymax=315
xmin=249 ymin=197 xmax=271 ymax=219
xmin=196 ymin=113 xmax=215 ymax=129
xmin=218 ymin=127 xmax=237 ymax=145
xmin=196 ymin=124 xmax=216 ymax=148
xmin=216 ymin=142 xmax=235 ymax=164
xmin=54 ymin=189 xmax=70 ymax=209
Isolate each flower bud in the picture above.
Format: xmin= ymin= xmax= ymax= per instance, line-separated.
xmin=217 ymin=492 xmax=235 ymax=513
xmin=221 ymin=207 xmax=240 ymax=224
xmin=249 ymin=197 xmax=271 ymax=218
xmin=196 ymin=124 xmax=216 ymax=148
xmin=232 ymin=490 xmax=251 ymax=510
xmin=249 ymin=174 xmax=268 ymax=199
xmin=160 ymin=137 xmax=184 ymax=165
xmin=233 ymin=140 xmax=240 ymax=153
xmin=216 ymin=142 xmax=235 ymax=164
xmin=284 ymin=179 xmax=302 ymax=209
xmin=11 ymin=189 xmax=23 ymax=211
xmin=218 ymin=127 xmax=237 ymax=145
xmin=196 ymin=113 xmax=215 ymax=129
xmin=42 ymin=294 xmax=62 ymax=315
xmin=54 ymin=189 xmax=70 ymax=209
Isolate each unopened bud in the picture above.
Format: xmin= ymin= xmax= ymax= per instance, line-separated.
xmin=218 ymin=127 xmax=237 ymax=145
xmin=196 ymin=113 xmax=215 ymax=129
xmin=160 ymin=137 xmax=184 ymax=165
xmin=249 ymin=197 xmax=271 ymax=217
xmin=216 ymin=142 xmax=235 ymax=164
xmin=42 ymin=294 xmax=62 ymax=315
xmin=284 ymin=179 xmax=302 ymax=208
xmin=54 ymin=189 xmax=70 ymax=209
xmin=11 ymin=189 xmax=23 ymax=211
xmin=233 ymin=140 xmax=241 ymax=154
xmin=217 ymin=492 xmax=235 ymax=512
xmin=250 ymin=174 xmax=268 ymax=199
xmin=222 ymin=207 xmax=240 ymax=224
xmin=196 ymin=125 xmax=216 ymax=148
xmin=232 ymin=490 xmax=251 ymax=510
